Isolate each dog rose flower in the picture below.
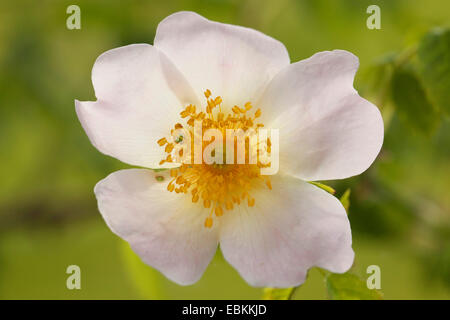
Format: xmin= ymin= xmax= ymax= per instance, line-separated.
xmin=75 ymin=11 xmax=383 ymax=287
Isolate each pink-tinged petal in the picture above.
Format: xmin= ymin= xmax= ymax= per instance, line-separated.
xmin=258 ymin=50 xmax=384 ymax=181
xmin=154 ymin=11 xmax=290 ymax=108
xmin=76 ymin=44 xmax=199 ymax=168
xmin=94 ymin=169 xmax=218 ymax=285
xmin=219 ymin=174 xmax=354 ymax=287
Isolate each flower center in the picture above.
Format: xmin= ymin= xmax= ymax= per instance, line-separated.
xmin=157 ymin=89 xmax=272 ymax=228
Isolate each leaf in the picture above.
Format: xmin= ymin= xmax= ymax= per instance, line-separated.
xmin=390 ymin=67 xmax=440 ymax=134
xmin=357 ymin=52 xmax=396 ymax=99
xmin=325 ymin=273 xmax=383 ymax=300
xmin=262 ymin=287 xmax=296 ymax=300
xmin=340 ymin=188 xmax=351 ymax=212
xmin=309 ymin=182 xmax=335 ymax=195
xmin=417 ymin=28 xmax=450 ymax=116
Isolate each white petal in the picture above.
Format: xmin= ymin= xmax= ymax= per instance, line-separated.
xmin=76 ymin=44 xmax=199 ymax=168
xmin=258 ymin=50 xmax=384 ymax=181
xmin=154 ymin=11 xmax=290 ymax=108
xmin=219 ymin=175 xmax=354 ymax=287
xmin=94 ymin=169 xmax=218 ymax=285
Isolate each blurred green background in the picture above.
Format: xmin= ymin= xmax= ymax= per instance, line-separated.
xmin=0 ymin=0 xmax=449 ymax=299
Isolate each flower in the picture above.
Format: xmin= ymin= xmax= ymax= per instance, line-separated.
xmin=75 ymin=11 xmax=384 ymax=287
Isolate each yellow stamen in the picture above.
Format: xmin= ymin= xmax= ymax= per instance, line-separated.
xmin=165 ymin=143 xmax=174 ymax=153
xmin=204 ymin=216 xmax=213 ymax=228
xmin=157 ymin=89 xmax=272 ymax=228
xmin=157 ymin=137 xmax=167 ymax=146
xmin=215 ymin=206 xmax=223 ymax=217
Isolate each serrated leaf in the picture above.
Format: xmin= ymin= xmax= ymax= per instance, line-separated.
xmin=390 ymin=67 xmax=440 ymax=134
xmin=340 ymin=188 xmax=351 ymax=212
xmin=417 ymin=28 xmax=450 ymax=116
xmin=309 ymin=181 xmax=335 ymax=194
xmin=262 ymin=287 xmax=296 ymax=300
xmin=325 ymin=273 xmax=383 ymax=300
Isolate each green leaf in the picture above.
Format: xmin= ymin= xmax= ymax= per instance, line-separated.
xmin=309 ymin=182 xmax=335 ymax=194
xmin=340 ymin=188 xmax=351 ymax=212
xmin=262 ymin=287 xmax=296 ymax=300
xmin=417 ymin=28 xmax=450 ymax=116
xmin=390 ymin=67 xmax=440 ymax=134
xmin=357 ymin=52 xmax=396 ymax=100
xmin=325 ymin=273 xmax=383 ymax=300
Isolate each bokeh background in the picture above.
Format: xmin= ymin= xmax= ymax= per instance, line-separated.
xmin=0 ymin=0 xmax=449 ymax=299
